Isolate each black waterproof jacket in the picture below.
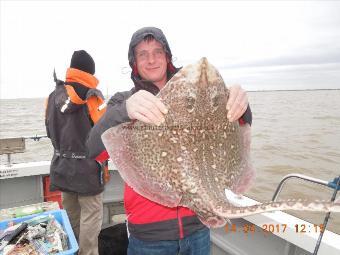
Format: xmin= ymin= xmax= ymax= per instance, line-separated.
xmin=46 ymin=83 xmax=104 ymax=195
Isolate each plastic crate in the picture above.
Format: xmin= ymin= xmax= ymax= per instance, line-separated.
xmin=43 ymin=176 xmax=63 ymax=208
xmin=0 ymin=209 xmax=78 ymax=255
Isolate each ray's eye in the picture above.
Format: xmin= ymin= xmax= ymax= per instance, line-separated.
xmin=212 ymin=95 xmax=220 ymax=108
xmin=186 ymin=96 xmax=196 ymax=112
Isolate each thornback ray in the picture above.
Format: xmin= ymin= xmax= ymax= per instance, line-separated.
xmin=102 ymin=57 xmax=340 ymax=228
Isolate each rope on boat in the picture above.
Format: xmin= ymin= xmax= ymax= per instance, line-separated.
xmin=23 ymin=135 xmax=48 ymax=141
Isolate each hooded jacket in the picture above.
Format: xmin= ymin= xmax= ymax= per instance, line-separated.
xmin=46 ymin=65 xmax=106 ymax=195
xmin=87 ymin=27 xmax=252 ymax=240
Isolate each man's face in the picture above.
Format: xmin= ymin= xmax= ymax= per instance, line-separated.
xmin=134 ymin=39 xmax=168 ymax=88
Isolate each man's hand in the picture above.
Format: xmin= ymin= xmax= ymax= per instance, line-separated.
xmin=226 ymin=85 xmax=248 ymax=122
xmin=126 ymin=90 xmax=168 ymax=125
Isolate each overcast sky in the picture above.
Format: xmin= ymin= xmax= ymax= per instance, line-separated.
xmin=1 ymin=0 xmax=340 ymax=99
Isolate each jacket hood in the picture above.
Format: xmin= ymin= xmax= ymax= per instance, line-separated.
xmin=128 ymin=27 xmax=180 ymax=93
xmin=128 ymin=27 xmax=173 ymax=68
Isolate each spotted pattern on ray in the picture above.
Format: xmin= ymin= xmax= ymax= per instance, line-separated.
xmin=102 ymin=58 xmax=340 ymax=228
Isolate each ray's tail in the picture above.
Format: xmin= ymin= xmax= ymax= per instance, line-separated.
xmin=214 ymin=199 xmax=340 ymax=219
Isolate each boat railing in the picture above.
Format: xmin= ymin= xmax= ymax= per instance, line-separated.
xmin=272 ymin=174 xmax=340 ymax=201
xmin=271 ymin=173 xmax=340 ymax=255
xmin=0 ymin=135 xmax=47 ymax=166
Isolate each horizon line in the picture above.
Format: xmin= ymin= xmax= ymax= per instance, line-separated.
xmin=0 ymin=88 xmax=339 ymax=100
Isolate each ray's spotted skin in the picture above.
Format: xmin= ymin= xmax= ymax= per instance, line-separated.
xmin=102 ymin=58 xmax=340 ymax=228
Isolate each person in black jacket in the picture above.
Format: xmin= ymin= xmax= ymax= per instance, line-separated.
xmin=45 ymin=50 xmax=107 ymax=255
xmin=87 ymin=27 xmax=252 ymax=255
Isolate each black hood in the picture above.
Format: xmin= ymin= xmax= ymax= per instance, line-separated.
xmin=128 ymin=27 xmax=173 ymax=68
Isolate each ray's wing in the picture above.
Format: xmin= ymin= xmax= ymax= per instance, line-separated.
xmin=102 ymin=121 xmax=183 ymax=207
xmin=230 ymin=123 xmax=256 ymax=194
xmin=214 ymin=119 xmax=255 ymax=195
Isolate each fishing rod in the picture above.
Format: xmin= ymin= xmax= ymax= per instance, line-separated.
xmin=313 ymin=175 xmax=340 ymax=255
